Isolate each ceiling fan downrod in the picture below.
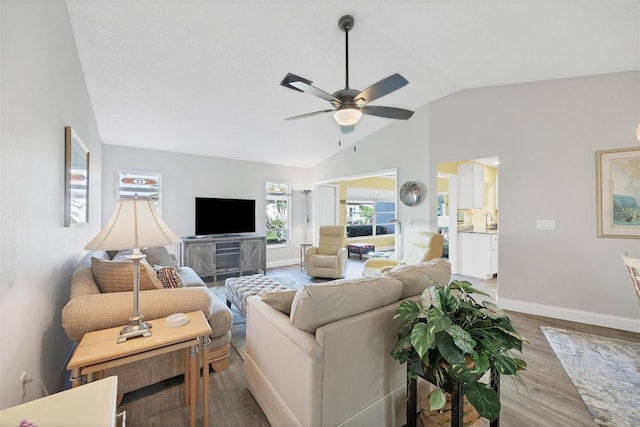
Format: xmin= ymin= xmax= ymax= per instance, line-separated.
xmin=338 ymin=15 xmax=355 ymax=90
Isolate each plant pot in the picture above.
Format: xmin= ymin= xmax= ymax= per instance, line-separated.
xmin=420 ymin=393 xmax=483 ymax=427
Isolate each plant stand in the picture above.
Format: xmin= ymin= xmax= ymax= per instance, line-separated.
xmin=406 ymin=365 xmax=500 ymax=427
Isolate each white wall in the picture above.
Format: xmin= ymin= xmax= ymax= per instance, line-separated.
xmin=101 ymin=145 xmax=310 ymax=265
xmin=429 ymin=71 xmax=640 ymax=332
xmin=310 ymin=107 xmax=433 ymax=249
xmin=311 ymin=72 xmax=640 ymax=332
xmin=0 ymin=0 xmax=103 ymax=408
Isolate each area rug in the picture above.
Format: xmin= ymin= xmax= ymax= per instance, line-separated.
xmin=209 ymin=276 xmax=300 ymax=360
xmin=209 ymin=284 xmax=248 ymax=359
xmin=541 ymin=326 xmax=640 ymax=427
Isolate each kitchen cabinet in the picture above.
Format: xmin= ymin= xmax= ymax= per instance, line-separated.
xmin=458 ymin=163 xmax=485 ymax=209
xmin=458 ymin=232 xmax=498 ymax=279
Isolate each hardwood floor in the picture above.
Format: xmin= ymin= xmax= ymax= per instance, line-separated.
xmin=119 ymin=258 xmax=640 ymax=426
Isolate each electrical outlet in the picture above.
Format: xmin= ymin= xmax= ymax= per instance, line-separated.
xmin=19 ymin=372 xmax=26 ymax=385
xmin=536 ymin=219 xmax=556 ymax=230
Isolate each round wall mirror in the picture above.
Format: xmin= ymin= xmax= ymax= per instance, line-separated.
xmin=399 ymin=181 xmax=424 ymax=206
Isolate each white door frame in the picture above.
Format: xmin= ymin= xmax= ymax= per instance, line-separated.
xmin=312 ymin=184 xmax=339 ymax=246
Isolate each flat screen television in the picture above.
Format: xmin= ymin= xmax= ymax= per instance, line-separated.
xmin=195 ymin=197 xmax=256 ymax=236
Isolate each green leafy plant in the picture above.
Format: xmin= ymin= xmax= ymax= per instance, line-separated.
xmin=391 ymin=280 xmax=527 ymax=421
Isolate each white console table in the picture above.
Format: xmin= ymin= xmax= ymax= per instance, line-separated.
xmin=0 ymin=376 xmax=118 ymax=427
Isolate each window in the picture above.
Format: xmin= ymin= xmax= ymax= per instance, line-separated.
xmin=374 ymin=201 xmax=396 ymax=235
xmin=266 ymin=182 xmax=290 ymax=246
xmin=345 ymin=200 xmax=396 ymax=237
xmin=117 ymin=170 xmax=162 ymax=212
xmin=347 ymin=202 xmax=373 ymax=225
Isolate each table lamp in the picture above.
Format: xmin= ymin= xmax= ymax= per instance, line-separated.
xmin=85 ymin=197 xmax=181 ymax=343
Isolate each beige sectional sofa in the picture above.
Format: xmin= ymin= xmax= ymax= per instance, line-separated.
xmin=244 ymin=258 xmax=452 ymax=427
xmin=62 ymin=248 xmax=232 ymax=399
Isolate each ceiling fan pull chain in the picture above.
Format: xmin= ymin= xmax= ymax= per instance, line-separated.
xmin=345 ymin=26 xmax=350 ymax=89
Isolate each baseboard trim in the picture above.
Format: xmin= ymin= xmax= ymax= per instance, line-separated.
xmin=498 ymin=297 xmax=640 ymax=333
xmin=268 ymin=258 xmax=300 ymax=269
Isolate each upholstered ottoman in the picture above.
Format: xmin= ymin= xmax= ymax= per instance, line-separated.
xmin=225 ymin=274 xmax=290 ymax=316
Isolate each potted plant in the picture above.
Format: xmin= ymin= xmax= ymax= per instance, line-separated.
xmin=391 ymin=280 xmax=527 ymax=421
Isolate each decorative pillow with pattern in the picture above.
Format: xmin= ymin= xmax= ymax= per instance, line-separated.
xmin=91 ymin=257 xmax=163 ymax=293
xmin=154 ymin=265 xmax=184 ymax=289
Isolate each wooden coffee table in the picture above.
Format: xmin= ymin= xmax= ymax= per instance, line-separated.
xmin=67 ymin=311 xmax=212 ymax=427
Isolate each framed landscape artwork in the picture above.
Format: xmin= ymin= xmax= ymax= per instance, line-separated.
xmin=596 ymin=147 xmax=640 ymax=238
xmin=64 ymin=126 xmax=90 ymax=227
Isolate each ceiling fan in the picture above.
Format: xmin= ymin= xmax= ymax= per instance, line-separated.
xmin=280 ymin=15 xmax=414 ymax=133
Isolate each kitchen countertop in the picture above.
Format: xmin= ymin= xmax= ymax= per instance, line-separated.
xmin=458 ymin=230 xmax=498 ymax=234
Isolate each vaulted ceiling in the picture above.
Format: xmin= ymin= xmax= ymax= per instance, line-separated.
xmin=65 ymin=1 xmax=640 ymax=168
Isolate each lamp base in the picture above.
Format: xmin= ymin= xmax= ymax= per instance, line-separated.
xmin=117 ymin=315 xmax=152 ymax=344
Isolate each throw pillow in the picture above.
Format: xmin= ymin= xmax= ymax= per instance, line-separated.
xmin=384 ymin=259 xmax=452 ymax=298
xmin=260 ymin=290 xmax=297 ymax=315
xmin=290 ymin=276 xmax=403 ymax=333
xmin=141 ymin=246 xmax=176 ymax=268
xmin=154 ymin=265 xmax=184 ymax=289
xmin=91 ymin=257 xmax=163 ymax=293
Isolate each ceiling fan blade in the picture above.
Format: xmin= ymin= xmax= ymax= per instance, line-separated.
xmin=355 ymin=74 xmax=409 ymax=104
xmin=290 ymin=81 xmax=342 ymax=104
xmin=360 ymin=105 xmax=414 ymax=120
xmin=280 ymin=72 xmax=313 ymax=92
xmin=285 ymin=109 xmax=334 ymax=121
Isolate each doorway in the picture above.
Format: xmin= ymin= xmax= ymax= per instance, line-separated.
xmin=312 ymin=169 xmax=398 ymax=254
xmin=437 ymin=158 xmax=498 ymax=295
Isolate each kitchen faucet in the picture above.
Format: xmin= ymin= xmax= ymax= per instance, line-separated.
xmin=486 ymin=212 xmax=494 ymax=229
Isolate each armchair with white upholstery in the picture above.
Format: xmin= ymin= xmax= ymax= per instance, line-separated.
xmin=363 ymin=231 xmax=444 ymax=276
xmin=306 ymin=225 xmax=348 ymax=279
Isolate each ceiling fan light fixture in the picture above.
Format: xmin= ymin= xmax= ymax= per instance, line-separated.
xmin=334 ymin=108 xmax=362 ymax=126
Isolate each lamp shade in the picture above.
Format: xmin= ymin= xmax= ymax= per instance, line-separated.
xmin=333 ymin=108 xmax=362 ymax=126
xmin=636 ymin=124 xmax=640 ymax=141
xmin=85 ymin=198 xmax=180 ymax=251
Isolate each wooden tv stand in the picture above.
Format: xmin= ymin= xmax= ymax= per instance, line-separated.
xmin=182 ymin=234 xmax=266 ymax=282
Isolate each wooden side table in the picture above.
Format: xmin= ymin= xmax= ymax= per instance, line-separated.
xmin=67 ymin=311 xmax=212 ymax=427
xmin=0 ymin=376 xmax=118 ymax=427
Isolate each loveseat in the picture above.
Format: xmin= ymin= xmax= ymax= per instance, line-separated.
xmin=244 ymin=258 xmax=452 ymax=427
xmin=61 ymin=248 xmax=232 ymax=399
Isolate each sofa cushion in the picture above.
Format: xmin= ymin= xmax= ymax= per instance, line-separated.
xmin=383 ymin=259 xmax=451 ymax=299
xmin=261 ymin=290 xmax=297 ymax=315
xmin=142 ymin=246 xmax=177 ymax=268
xmin=91 ymin=257 xmax=163 ymax=293
xmin=290 ymin=276 xmax=403 ymax=333
xmin=178 ymin=267 xmax=207 ymax=288
xmin=154 ymin=265 xmax=184 ymax=288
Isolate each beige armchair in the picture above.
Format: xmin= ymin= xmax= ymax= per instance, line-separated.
xmin=306 ymin=225 xmax=348 ymax=278
xmin=363 ymin=231 xmax=444 ymax=276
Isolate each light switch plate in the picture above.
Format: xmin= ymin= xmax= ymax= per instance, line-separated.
xmin=537 ymin=219 xmax=556 ymax=230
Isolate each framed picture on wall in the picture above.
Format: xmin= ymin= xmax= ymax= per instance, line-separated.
xmin=596 ymin=147 xmax=640 ymax=238
xmin=64 ymin=126 xmax=90 ymax=227
xmin=117 ymin=170 xmax=162 ymax=213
